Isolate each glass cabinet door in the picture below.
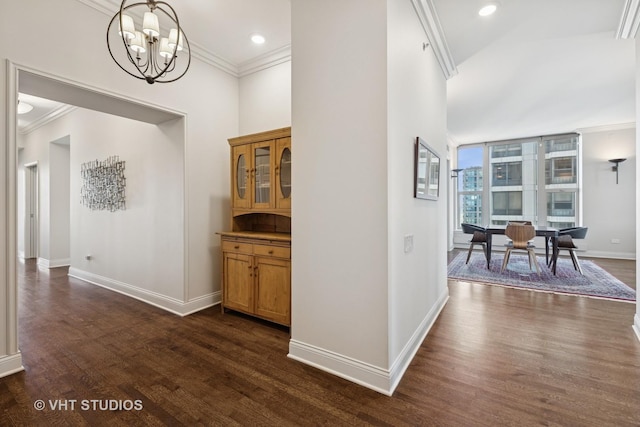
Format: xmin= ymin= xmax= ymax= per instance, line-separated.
xmin=253 ymin=144 xmax=271 ymax=207
xmin=237 ymin=154 xmax=247 ymax=199
xmin=232 ymin=145 xmax=251 ymax=209
xmin=279 ymin=148 xmax=291 ymax=198
xmin=276 ymin=137 xmax=291 ymax=210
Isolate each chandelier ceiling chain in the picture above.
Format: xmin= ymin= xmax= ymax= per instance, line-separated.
xmin=106 ymin=0 xmax=191 ymax=84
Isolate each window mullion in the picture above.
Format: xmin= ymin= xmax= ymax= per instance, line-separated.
xmin=537 ymin=138 xmax=546 ymax=227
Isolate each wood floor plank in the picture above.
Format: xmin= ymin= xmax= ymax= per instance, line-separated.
xmin=0 ymin=257 xmax=638 ymax=426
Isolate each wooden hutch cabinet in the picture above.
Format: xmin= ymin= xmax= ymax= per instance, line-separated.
xmin=219 ymin=127 xmax=291 ymax=326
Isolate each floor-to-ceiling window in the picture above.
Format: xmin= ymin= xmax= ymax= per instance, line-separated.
xmin=455 ymin=133 xmax=580 ymax=229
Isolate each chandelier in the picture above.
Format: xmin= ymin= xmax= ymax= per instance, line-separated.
xmin=107 ymin=0 xmax=191 ymax=84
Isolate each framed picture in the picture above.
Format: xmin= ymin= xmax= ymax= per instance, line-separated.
xmin=414 ymin=137 xmax=440 ymax=200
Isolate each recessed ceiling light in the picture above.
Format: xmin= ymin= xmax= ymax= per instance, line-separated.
xmin=17 ymin=101 xmax=33 ymax=115
xmin=251 ymin=34 xmax=265 ymax=45
xmin=479 ymin=3 xmax=498 ymax=16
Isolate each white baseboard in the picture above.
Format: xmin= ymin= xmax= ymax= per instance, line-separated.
xmin=288 ymin=340 xmax=393 ymax=395
xmin=37 ymin=257 xmax=71 ymax=268
xmin=68 ymin=267 xmax=220 ymax=316
xmin=288 ymin=287 xmax=450 ymax=396
xmin=18 ymin=250 xmax=25 ymax=260
xmin=388 ymin=287 xmax=449 ymax=394
xmin=0 ymin=353 xmax=24 ymax=379
xmin=582 ymin=251 xmax=636 ymax=260
xmin=634 ymin=314 xmax=640 ymax=343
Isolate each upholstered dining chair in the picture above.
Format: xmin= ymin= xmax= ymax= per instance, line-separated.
xmin=501 ymin=223 xmax=540 ymax=273
xmin=551 ymin=227 xmax=588 ymax=274
xmin=461 ymin=223 xmax=487 ymax=264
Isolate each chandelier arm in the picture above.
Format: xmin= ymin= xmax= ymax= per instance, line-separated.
xmin=119 ymin=1 xmax=153 ymax=79
xmin=147 ymin=3 xmax=184 ymax=80
xmin=152 ymin=5 xmax=191 ymax=84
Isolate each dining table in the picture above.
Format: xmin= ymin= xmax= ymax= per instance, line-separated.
xmin=483 ymin=225 xmax=559 ymax=274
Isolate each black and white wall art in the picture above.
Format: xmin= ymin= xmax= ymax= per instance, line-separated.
xmin=80 ymin=156 xmax=126 ymax=211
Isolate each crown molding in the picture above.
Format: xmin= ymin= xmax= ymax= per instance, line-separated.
xmin=576 ymin=122 xmax=636 ymax=134
xmin=19 ymin=105 xmax=78 ymax=135
xmin=238 ymin=45 xmax=291 ymax=78
xmin=188 ymin=40 xmax=239 ymax=77
xmin=74 ymin=0 xmax=241 ymax=76
xmin=74 ymin=0 xmax=294 ymax=78
xmin=616 ymin=0 xmax=640 ymax=39
xmin=75 ymin=0 xmax=115 ymax=16
xmin=410 ymin=0 xmax=458 ymax=79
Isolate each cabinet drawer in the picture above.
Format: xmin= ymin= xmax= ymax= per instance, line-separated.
xmin=253 ymin=244 xmax=290 ymax=259
xmin=222 ymin=240 xmax=253 ymax=254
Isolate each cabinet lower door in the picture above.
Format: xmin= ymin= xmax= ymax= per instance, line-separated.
xmin=254 ymin=257 xmax=291 ymax=326
xmin=223 ymin=252 xmax=253 ymax=314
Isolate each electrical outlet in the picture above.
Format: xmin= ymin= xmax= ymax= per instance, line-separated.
xmin=611 ymin=238 xmax=621 ymax=244
xmin=404 ymin=235 xmax=414 ymax=253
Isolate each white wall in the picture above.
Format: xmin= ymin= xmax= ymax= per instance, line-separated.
xmin=18 ymin=131 xmax=51 ymax=264
xmin=18 ymin=131 xmax=71 ymax=268
xmin=289 ymin=0 xmax=448 ymax=395
xmin=68 ymin=109 xmax=185 ymax=302
xmin=634 ymin=36 xmax=640 ymax=342
xmin=239 ymin=62 xmax=291 ymax=134
xmin=290 ymin=0 xmax=390 ymax=382
xmin=49 ymin=136 xmax=71 ymax=267
xmin=0 ymin=0 xmax=238 ymax=373
xmin=581 ymin=126 xmax=636 ymax=259
xmin=387 ymin=0 xmax=448 ymax=371
xmin=17 ymin=107 xmax=185 ymax=302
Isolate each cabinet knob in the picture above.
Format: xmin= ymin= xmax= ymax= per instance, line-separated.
xmin=234 ymin=245 xmax=240 ymax=249
xmin=268 ymin=250 xmax=274 ymax=254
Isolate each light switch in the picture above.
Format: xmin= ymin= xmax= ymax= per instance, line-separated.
xmin=404 ymin=235 xmax=414 ymax=253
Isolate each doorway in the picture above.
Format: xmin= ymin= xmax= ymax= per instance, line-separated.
xmin=24 ymin=162 xmax=38 ymax=260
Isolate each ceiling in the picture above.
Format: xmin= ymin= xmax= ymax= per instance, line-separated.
xmin=20 ymin=0 xmax=635 ymax=145
xmin=432 ymin=0 xmax=635 ymax=144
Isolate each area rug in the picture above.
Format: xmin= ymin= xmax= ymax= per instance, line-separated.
xmin=448 ymin=252 xmax=636 ymax=302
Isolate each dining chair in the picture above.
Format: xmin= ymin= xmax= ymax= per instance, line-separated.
xmin=503 ymin=220 xmax=533 ymax=247
xmin=501 ymin=223 xmax=540 ymax=273
xmin=551 ymin=227 xmax=588 ymax=274
xmin=461 ymin=223 xmax=487 ymax=264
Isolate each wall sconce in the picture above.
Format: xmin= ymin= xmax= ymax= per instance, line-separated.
xmin=451 ymin=168 xmax=464 ymax=179
xmin=608 ymin=158 xmax=626 ymax=184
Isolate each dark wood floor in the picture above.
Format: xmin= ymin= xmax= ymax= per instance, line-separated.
xmin=1 ymin=256 xmax=638 ymax=426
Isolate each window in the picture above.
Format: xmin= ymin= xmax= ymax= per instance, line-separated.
xmin=492 ymin=191 xmax=522 ymax=215
xmin=491 ymin=144 xmax=522 ymax=158
xmin=545 ymin=157 xmax=576 ymax=185
xmin=547 ymin=192 xmax=576 ymax=228
xmin=455 ymin=134 xmax=580 ymax=229
xmin=457 ymin=146 xmax=483 ymax=225
xmin=492 ymin=162 xmax=522 ymax=186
